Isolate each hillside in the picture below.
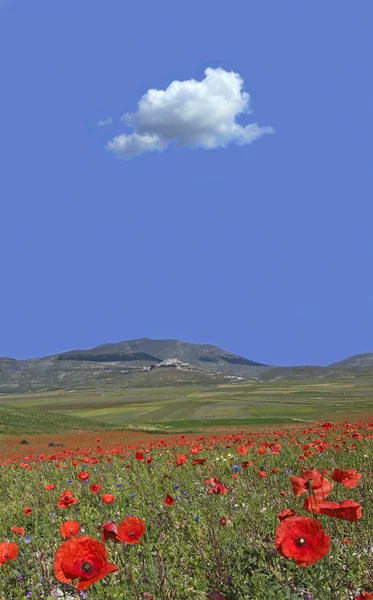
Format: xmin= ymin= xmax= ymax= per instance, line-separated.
xmin=1 ymin=340 xmax=373 ymax=394
xmin=0 ymin=339 xmax=270 ymax=394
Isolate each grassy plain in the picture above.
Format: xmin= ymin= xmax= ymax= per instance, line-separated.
xmin=1 ymin=376 xmax=373 ymax=436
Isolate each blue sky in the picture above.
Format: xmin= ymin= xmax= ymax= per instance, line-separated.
xmin=0 ymin=0 xmax=372 ymax=366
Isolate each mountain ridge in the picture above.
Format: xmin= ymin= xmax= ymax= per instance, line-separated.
xmin=0 ymin=339 xmax=372 ymax=394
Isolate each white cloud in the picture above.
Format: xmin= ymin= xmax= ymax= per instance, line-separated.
xmin=106 ymin=67 xmax=273 ymax=160
xmin=96 ymin=117 xmax=112 ymax=127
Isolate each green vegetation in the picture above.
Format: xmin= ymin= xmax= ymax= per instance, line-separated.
xmin=1 ymin=375 xmax=373 ymax=435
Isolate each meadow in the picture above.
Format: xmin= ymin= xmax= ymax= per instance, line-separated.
xmin=2 ymin=376 xmax=373 ymax=434
xmin=1 ymin=380 xmax=373 ymax=599
xmin=0 ymin=418 xmax=373 ymax=599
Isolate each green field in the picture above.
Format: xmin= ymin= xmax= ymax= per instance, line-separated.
xmin=1 ymin=376 xmax=373 ymax=435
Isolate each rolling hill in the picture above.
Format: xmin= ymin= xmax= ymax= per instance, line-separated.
xmin=0 ymin=339 xmax=372 ymax=394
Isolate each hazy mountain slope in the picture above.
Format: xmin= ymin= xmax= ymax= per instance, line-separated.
xmin=328 ymin=353 xmax=373 ymax=370
xmin=0 ymin=339 xmax=270 ymax=393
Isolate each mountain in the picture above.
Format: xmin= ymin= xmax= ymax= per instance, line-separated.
xmin=0 ymin=338 xmax=271 ymax=394
xmin=1 ymin=341 xmax=372 ymax=394
xmin=328 ymin=353 xmax=373 ymax=370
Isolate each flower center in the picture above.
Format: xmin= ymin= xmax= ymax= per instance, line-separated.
xmin=64 ymin=496 xmax=70 ymax=501
xmin=295 ymin=537 xmax=307 ymax=547
xmin=129 ymin=530 xmax=135 ymax=537
xmin=4 ymin=553 xmax=9 ymax=559
xmin=80 ymin=561 xmax=93 ymax=574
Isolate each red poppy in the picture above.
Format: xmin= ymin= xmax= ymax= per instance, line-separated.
xmin=275 ymin=516 xmax=330 ymax=566
xmin=54 ymin=536 xmax=118 ymax=591
xmin=0 ymin=542 xmax=19 ymax=566
xmin=219 ymin=517 xmax=227 ymax=526
xmin=319 ymin=500 xmax=362 ymax=522
xmin=258 ymin=471 xmax=267 ymax=478
xmin=71 ymin=459 xmax=79 ymax=467
xmin=100 ymin=521 xmax=118 ymax=543
xmin=332 ymin=468 xmax=362 ymax=489
xmin=116 ymin=516 xmax=146 ymax=544
xmin=192 ymin=458 xmax=206 ymax=466
xmin=45 ymin=483 xmax=56 ymax=491
xmin=273 ymin=468 xmax=280 ymax=473
xmin=176 ymin=455 xmax=187 ymax=466
xmin=278 ymin=509 xmax=296 ymax=521
xmin=78 ymin=472 xmax=90 ymax=481
xmin=58 ymin=490 xmax=78 ymax=509
xmin=90 ymin=484 xmax=102 ymax=494
xmin=135 ymin=451 xmax=144 ymax=461
xmin=101 ymin=494 xmax=115 ymax=505
xmin=241 ymin=461 xmax=255 ymax=468
xmin=165 ymin=495 xmax=175 ymax=506
xmin=237 ymin=445 xmax=247 ymax=455
xmin=11 ymin=526 xmax=25 ymax=536
xmin=290 ymin=468 xmax=333 ymax=500
xmin=23 ymin=507 xmax=32 ymax=516
xmin=356 ymin=594 xmax=373 ymax=600
xmin=60 ymin=521 xmax=81 ymax=538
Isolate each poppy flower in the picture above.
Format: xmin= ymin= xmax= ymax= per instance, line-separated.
xmin=116 ymin=516 xmax=146 ymax=544
xmin=165 ymin=495 xmax=175 ymax=506
xmin=332 ymin=468 xmax=362 ymax=489
xmin=100 ymin=521 xmax=118 ymax=543
xmin=290 ymin=468 xmax=333 ymax=500
xmin=356 ymin=594 xmax=373 ymax=600
xmin=71 ymin=460 xmax=79 ymax=467
xmin=11 ymin=526 xmax=25 ymax=536
xmin=241 ymin=461 xmax=255 ymax=468
xmin=90 ymin=484 xmax=102 ymax=494
xmin=176 ymin=455 xmax=187 ymax=466
xmin=0 ymin=542 xmax=19 ymax=566
xmin=45 ymin=483 xmax=56 ymax=491
xmin=192 ymin=458 xmax=206 ymax=466
xmin=275 ymin=516 xmax=330 ymax=566
xmin=278 ymin=509 xmax=296 ymax=521
xmin=60 ymin=521 xmax=81 ymax=538
xmin=78 ymin=472 xmax=90 ymax=481
xmin=319 ymin=500 xmax=362 ymax=522
xmin=273 ymin=468 xmax=280 ymax=473
xmin=237 ymin=445 xmax=247 ymax=455
xmin=258 ymin=471 xmax=267 ymax=478
xmin=58 ymin=490 xmax=78 ymax=509
xmin=135 ymin=451 xmax=144 ymax=461
xmin=23 ymin=507 xmax=32 ymax=516
xmin=54 ymin=536 xmax=118 ymax=591
xmin=101 ymin=494 xmax=115 ymax=505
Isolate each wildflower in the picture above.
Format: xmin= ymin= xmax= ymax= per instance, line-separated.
xmin=54 ymin=536 xmax=118 ymax=591
xmin=331 ymin=468 xmax=362 ymax=489
xmin=11 ymin=524 xmax=25 ymax=536
xmin=101 ymin=494 xmax=115 ymax=505
xmin=275 ymin=516 xmax=330 ymax=566
xmin=23 ymin=507 xmax=32 ymax=516
xmin=0 ymin=542 xmax=19 ymax=566
xmin=78 ymin=472 xmax=90 ymax=481
xmin=60 ymin=521 xmax=81 ymax=538
xmin=278 ymin=509 xmax=296 ymax=521
xmin=90 ymin=484 xmax=102 ymax=494
xmin=58 ymin=490 xmax=78 ymax=509
xmin=100 ymin=521 xmax=118 ymax=543
xmin=116 ymin=516 xmax=146 ymax=544
xmin=165 ymin=495 xmax=175 ymax=506
xmin=290 ymin=468 xmax=333 ymax=500
xmin=45 ymin=484 xmax=56 ymax=491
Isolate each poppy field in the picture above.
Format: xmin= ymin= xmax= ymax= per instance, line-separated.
xmin=1 ymin=419 xmax=373 ymax=599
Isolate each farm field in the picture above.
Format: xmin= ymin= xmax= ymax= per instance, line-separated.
xmin=2 ymin=377 xmax=373 ymax=435
xmin=0 ymin=418 xmax=372 ymax=599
